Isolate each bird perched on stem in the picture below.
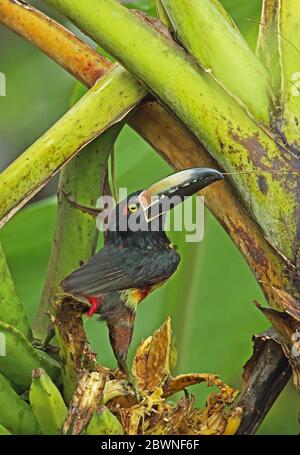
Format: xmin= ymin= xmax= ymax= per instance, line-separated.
xmin=61 ymin=168 xmax=223 ymax=395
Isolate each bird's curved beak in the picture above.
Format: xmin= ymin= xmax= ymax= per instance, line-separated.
xmin=139 ymin=167 xmax=223 ymax=222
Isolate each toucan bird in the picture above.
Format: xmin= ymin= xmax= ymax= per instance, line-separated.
xmin=61 ymin=168 xmax=223 ymax=389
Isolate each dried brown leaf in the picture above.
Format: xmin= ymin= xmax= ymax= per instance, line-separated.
xmin=260 ymin=284 xmax=300 ymax=321
xmin=163 ymin=373 xmax=219 ymax=397
xmin=256 ymin=302 xmax=300 ymax=391
xmin=105 ymin=319 xmax=241 ymax=435
xmin=237 ymin=329 xmax=290 ymax=434
xmin=132 ymin=317 xmax=172 ymax=392
xmin=63 ymin=370 xmax=106 ymax=435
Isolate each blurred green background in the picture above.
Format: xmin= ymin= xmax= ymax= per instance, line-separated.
xmin=0 ymin=0 xmax=298 ymax=434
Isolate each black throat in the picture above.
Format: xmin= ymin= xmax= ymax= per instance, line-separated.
xmin=105 ymin=228 xmax=171 ymax=250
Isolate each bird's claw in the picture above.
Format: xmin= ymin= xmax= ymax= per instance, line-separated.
xmin=32 ymin=323 xmax=57 ymax=353
xmin=124 ymin=370 xmax=141 ymax=401
xmin=32 ymin=338 xmax=58 ymax=354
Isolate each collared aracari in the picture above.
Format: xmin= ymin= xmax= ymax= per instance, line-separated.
xmin=61 ymin=168 xmax=223 ymax=389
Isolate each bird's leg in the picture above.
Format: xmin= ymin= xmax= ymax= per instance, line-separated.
xmin=106 ymin=307 xmax=140 ymax=400
xmin=32 ymin=322 xmax=56 ymax=352
xmin=60 ymin=189 xmax=102 ymax=217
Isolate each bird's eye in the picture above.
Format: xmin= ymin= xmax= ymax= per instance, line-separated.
xmin=128 ymin=203 xmax=138 ymax=213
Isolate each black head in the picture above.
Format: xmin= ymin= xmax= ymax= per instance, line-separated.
xmin=105 ymin=168 xmax=223 ymax=249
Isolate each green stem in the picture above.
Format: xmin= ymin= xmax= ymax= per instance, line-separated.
xmin=161 ymin=0 xmax=273 ymax=124
xmin=278 ymin=0 xmax=300 ymax=152
xmin=256 ymin=0 xmax=281 ymax=101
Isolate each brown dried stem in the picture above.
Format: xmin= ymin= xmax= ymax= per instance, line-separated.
xmin=237 ymin=329 xmax=291 ymax=435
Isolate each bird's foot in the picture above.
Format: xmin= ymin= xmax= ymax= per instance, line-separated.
xmin=60 ymin=189 xmax=102 ymax=217
xmin=123 ymin=368 xmax=141 ymax=401
xmin=32 ymin=324 xmax=58 ymax=353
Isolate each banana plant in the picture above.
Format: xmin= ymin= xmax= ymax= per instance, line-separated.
xmin=0 ymin=0 xmax=299 ymax=435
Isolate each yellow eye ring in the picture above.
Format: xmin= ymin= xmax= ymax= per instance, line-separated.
xmin=128 ymin=204 xmax=138 ymax=213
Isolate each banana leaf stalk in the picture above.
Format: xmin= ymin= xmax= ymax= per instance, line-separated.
xmin=278 ymin=0 xmax=300 ymax=152
xmin=43 ymin=0 xmax=300 ymax=265
xmin=0 ymin=0 xmax=110 ymax=86
xmin=161 ymin=0 xmax=273 ymax=124
xmin=256 ymin=0 xmax=281 ymax=100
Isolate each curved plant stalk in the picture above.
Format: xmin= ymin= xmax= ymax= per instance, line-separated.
xmin=0 ymin=0 xmax=110 ymax=86
xmin=0 ymin=372 xmax=40 ymax=434
xmin=0 ymin=63 xmax=146 ymax=228
xmin=0 ymin=0 xmax=110 ymax=85
xmin=256 ymin=0 xmax=282 ymax=101
xmin=0 ymin=321 xmax=60 ymax=391
xmin=278 ymin=0 xmax=300 ymax=153
xmin=44 ymin=0 xmax=300 ymax=266
xmin=0 ymin=243 xmax=31 ymax=339
xmin=161 ymin=0 xmax=273 ymax=124
xmin=0 ymin=0 xmax=297 ymax=308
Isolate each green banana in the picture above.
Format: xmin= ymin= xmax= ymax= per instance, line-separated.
xmin=0 ymin=243 xmax=32 ymax=339
xmin=0 ymin=424 xmax=11 ymax=435
xmin=0 ymin=372 xmax=40 ymax=434
xmin=29 ymin=368 xmax=67 ymax=435
xmin=87 ymin=406 xmax=124 ymax=435
xmin=0 ymin=321 xmax=60 ymax=391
